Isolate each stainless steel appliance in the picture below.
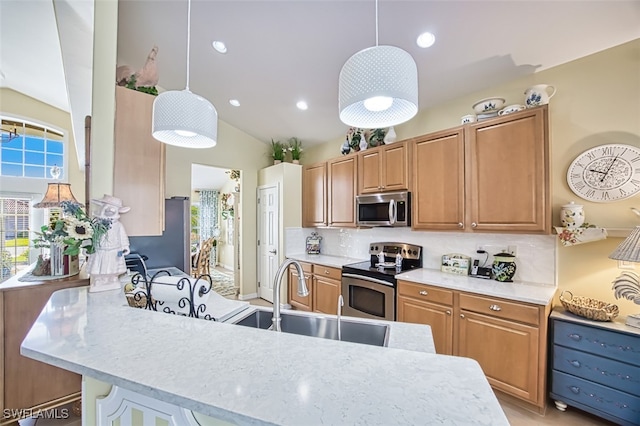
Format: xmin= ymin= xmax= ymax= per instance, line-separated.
xmin=342 ymin=242 xmax=422 ymax=321
xmin=356 ymin=191 xmax=410 ymax=227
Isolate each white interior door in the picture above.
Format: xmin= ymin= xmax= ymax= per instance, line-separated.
xmin=258 ymin=184 xmax=279 ymax=302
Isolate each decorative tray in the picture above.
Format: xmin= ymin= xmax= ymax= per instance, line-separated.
xmin=559 ymin=290 xmax=619 ymax=322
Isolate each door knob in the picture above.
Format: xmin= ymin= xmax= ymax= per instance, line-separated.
xmin=268 ymin=249 xmax=276 ymax=254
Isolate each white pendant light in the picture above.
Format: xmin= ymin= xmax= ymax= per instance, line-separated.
xmin=152 ymin=0 xmax=217 ymax=148
xmin=339 ymin=0 xmax=418 ymax=128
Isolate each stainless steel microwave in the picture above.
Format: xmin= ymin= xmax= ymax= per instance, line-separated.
xmin=356 ymin=191 xmax=410 ymax=227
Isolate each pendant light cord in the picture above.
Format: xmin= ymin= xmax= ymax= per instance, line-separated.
xmin=375 ymin=0 xmax=379 ymax=46
xmin=185 ymin=0 xmax=192 ymax=91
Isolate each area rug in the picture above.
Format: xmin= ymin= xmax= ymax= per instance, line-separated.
xmin=208 ymin=269 xmax=237 ymax=297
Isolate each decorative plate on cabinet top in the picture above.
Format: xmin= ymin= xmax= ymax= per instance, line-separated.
xmin=472 ymin=97 xmax=505 ymax=114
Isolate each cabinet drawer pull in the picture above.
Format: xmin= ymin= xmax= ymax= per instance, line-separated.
xmin=419 ymin=290 xmax=428 ymax=296
xmin=457 ymin=222 xmax=464 ymax=228
xmin=568 ymin=333 xmax=582 ymax=341
xmin=471 ymin=222 xmax=477 ymax=228
xmin=446 ymin=310 xmax=451 ymax=315
xmin=489 ymin=304 xmax=501 ymax=311
xmin=325 ymin=270 xmax=330 ymax=274
xmin=569 ymin=386 xmax=580 ymax=394
xmin=569 ymin=360 xmax=581 ymax=368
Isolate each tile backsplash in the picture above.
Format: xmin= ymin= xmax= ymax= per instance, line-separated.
xmin=285 ymin=227 xmax=556 ymax=286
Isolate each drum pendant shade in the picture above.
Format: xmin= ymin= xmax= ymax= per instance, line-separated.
xmin=339 ymin=45 xmax=418 ymax=129
xmin=151 ymin=0 xmax=217 ymax=149
xmin=152 ymin=89 xmax=218 ymax=148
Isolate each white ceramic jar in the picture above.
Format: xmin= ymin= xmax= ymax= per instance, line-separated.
xmin=561 ymin=201 xmax=585 ymax=229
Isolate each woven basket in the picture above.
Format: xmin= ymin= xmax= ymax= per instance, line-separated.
xmin=559 ymin=290 xmax=619 ymax=322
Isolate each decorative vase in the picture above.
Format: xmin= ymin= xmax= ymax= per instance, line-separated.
xmin=359 ymin=138 xmax=368 ymax=151
xmin=492 ymin=253 xmax=517 ymax=282
xmin=384 ymin=126 xmax=397 ymax=144
xmin=274 ymin=159 xmax=282 ymax=165
xmin=561 ymin=201 xmax=584 ymax=229
xmin=292 ymin=159 xmax=300 ymax=164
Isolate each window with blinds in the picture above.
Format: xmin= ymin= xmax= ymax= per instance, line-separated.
xmin=0 ymin=197 xmax=30 ymax=282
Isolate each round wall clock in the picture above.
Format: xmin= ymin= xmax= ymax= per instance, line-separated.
xmin=567 ymin=144 xmax=640 ymax=202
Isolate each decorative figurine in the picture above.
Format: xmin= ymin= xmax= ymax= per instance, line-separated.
xmin=86 ymin=195 xmax=131 ymax=292
xmin=341 ymin=139 xmax=351 ymax=155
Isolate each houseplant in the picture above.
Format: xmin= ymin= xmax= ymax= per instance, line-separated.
xmin=288 ymin=137 xmax=303 ymax=163
xmin=270 ymin=139 xmax=286 ymax=164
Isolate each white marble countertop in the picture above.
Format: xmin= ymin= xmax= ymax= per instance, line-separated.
xmin=286 ymin=253 xmax=365 ymax=268
xmin=396 ymin=268 xmax=556 ymax=305
xmin=21 ymin=287 xmax=508 ymax=425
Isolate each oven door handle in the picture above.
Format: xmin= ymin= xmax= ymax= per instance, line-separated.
xmin=342 ymin=273 xmax=394 ymax=287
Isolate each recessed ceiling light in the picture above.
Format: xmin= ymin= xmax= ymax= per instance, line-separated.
xmin=416 ymin=32 xmax=436 ymax=48
xmin=296 ymin=101 xmax=308 ymax=111
xmin=212 ymin=41 xmax=227 ymax=53
xmin=229 ymin=99 xmax=240 ymax=107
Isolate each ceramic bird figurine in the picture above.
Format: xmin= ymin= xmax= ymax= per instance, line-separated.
xmin=612 ymin=270 xmax=640 ymax=304
xmin=341 ymin=140 xmax=351 ymax=155
xmin=116 ymin=46 xmax=159 ymax=88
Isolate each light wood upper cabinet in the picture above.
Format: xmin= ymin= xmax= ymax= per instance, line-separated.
xmin=327 ymin=155 xmax=357 ymax=227
xmin=467 ymin=106 xmax=550 ymax=233
xmin=412 ymin=129 xmax=465 ymax=230
xmin=412 ymin=106 xmax=550 ymax=234
xmin=113 ymin=86 xmax=166 ymax=236
xmin=358 ymin=141 xmax=410 ymax=194
xmin=302 ymin=162 xmax=327 ymax=227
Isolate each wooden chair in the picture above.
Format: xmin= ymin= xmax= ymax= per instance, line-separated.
xmin=192 ymin=238 xmax=214 ymax=277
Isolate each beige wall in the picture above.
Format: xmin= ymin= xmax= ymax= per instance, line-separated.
xmin=305 ymin=39 xmax=640 ymax=317
xmin=0 ymin=88 xmax=85 ymax=202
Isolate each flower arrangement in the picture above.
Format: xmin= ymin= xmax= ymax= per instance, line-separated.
xmin=288 ymin=137 xmax=303 ymax=161
xmin=270 ymin=139 xmax=286 ymax=162
xmin=33 ymin=201 xmax=111 ymax=256
xmin=226 ymin=169 xmax=241 ymax=181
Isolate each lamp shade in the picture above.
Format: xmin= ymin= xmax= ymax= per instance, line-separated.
xmin=152 ymin=89 xmax=218 ymax=148
xmin=609 ymin=225 xmax=640 ymax=262
xmin=339 ymin=45 xmax=418 ymax=128
xmin=34 ymin=183 xmax=79 ymax=208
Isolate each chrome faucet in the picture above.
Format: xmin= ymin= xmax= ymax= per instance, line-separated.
xmin=337 ymin=295 xmax=344 ymax=341
xmin=272 ymin=258 xmax=309 ymax=332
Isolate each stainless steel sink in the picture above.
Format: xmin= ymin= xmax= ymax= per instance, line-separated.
xmin=231 ymin=309 xmax=389 ymax=347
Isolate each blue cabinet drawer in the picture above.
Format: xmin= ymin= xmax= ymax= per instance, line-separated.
xmin=554 ymin=345 xmax=640 ymax=396
xmin=554 ymin=320 xmax=640 ymax=366
xmin=552 ymin=370 xmax=640 ymax=425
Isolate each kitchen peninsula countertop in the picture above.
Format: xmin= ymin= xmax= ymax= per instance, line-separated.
xmin=21 ymin=287 xmax=509 ymax=425
xmin=396 ymin=268 xmax=556 ymax=305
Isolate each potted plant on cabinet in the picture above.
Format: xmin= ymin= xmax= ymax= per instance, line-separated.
xmin=270 ymin=139 xmax=286 ymax=164
xmin=288 ymin=137 xmax=303 ymax=164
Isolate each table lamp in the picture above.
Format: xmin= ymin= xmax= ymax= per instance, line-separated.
xmin=609 ymin=225 xmax=640 ymax=328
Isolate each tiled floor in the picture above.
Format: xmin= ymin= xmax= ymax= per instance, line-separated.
xmin=16 ymin=297 xmax=616 ymax=425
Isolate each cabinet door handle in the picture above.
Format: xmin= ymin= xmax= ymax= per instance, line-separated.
xmin=419 ymin=290 xmax=428 ymax=296
xmin=569 ymin=360 xmax=581 ymax=368
xmin=457 ymin=222 xmax=464 ymax=228
xmin=569 ymin=386 xmax=580 ymax=394
xmin=471 ymin=222 xmax=478 ymax=228
xmin=446 ymin=310 xmax=451 ymax=315
xmin=489 ymin=304 xmax=501 ymax=311
xmin=568 ymin=333 xmax=582 ymax=341
xmin=460 ymin=314 xmax=465 ymax=319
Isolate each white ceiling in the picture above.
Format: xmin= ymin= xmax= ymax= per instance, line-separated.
xmin=1 ymin=1 xmax=640 ymax=183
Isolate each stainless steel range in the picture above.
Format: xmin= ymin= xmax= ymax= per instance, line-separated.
xmin=342 ymin=242 xmax=422 ymax=321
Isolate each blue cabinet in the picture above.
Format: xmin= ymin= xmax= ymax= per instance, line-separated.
xmin=550 ymin=309 xmax=640 ymax=425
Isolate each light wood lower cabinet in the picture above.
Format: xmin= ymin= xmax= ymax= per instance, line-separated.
xmin=1 ymin=275 xmax=87 ymax=422
xmin=397 ymin=280 xmax=550 ymax=412
xmin=288 ymin=262 xmax=341 ymax=315
xmin=397 ymin=281 xmax=453 ymax=355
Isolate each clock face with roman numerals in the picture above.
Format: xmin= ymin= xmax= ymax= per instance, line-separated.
xmin=567 ymin=144 xmax=640 ymax=202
